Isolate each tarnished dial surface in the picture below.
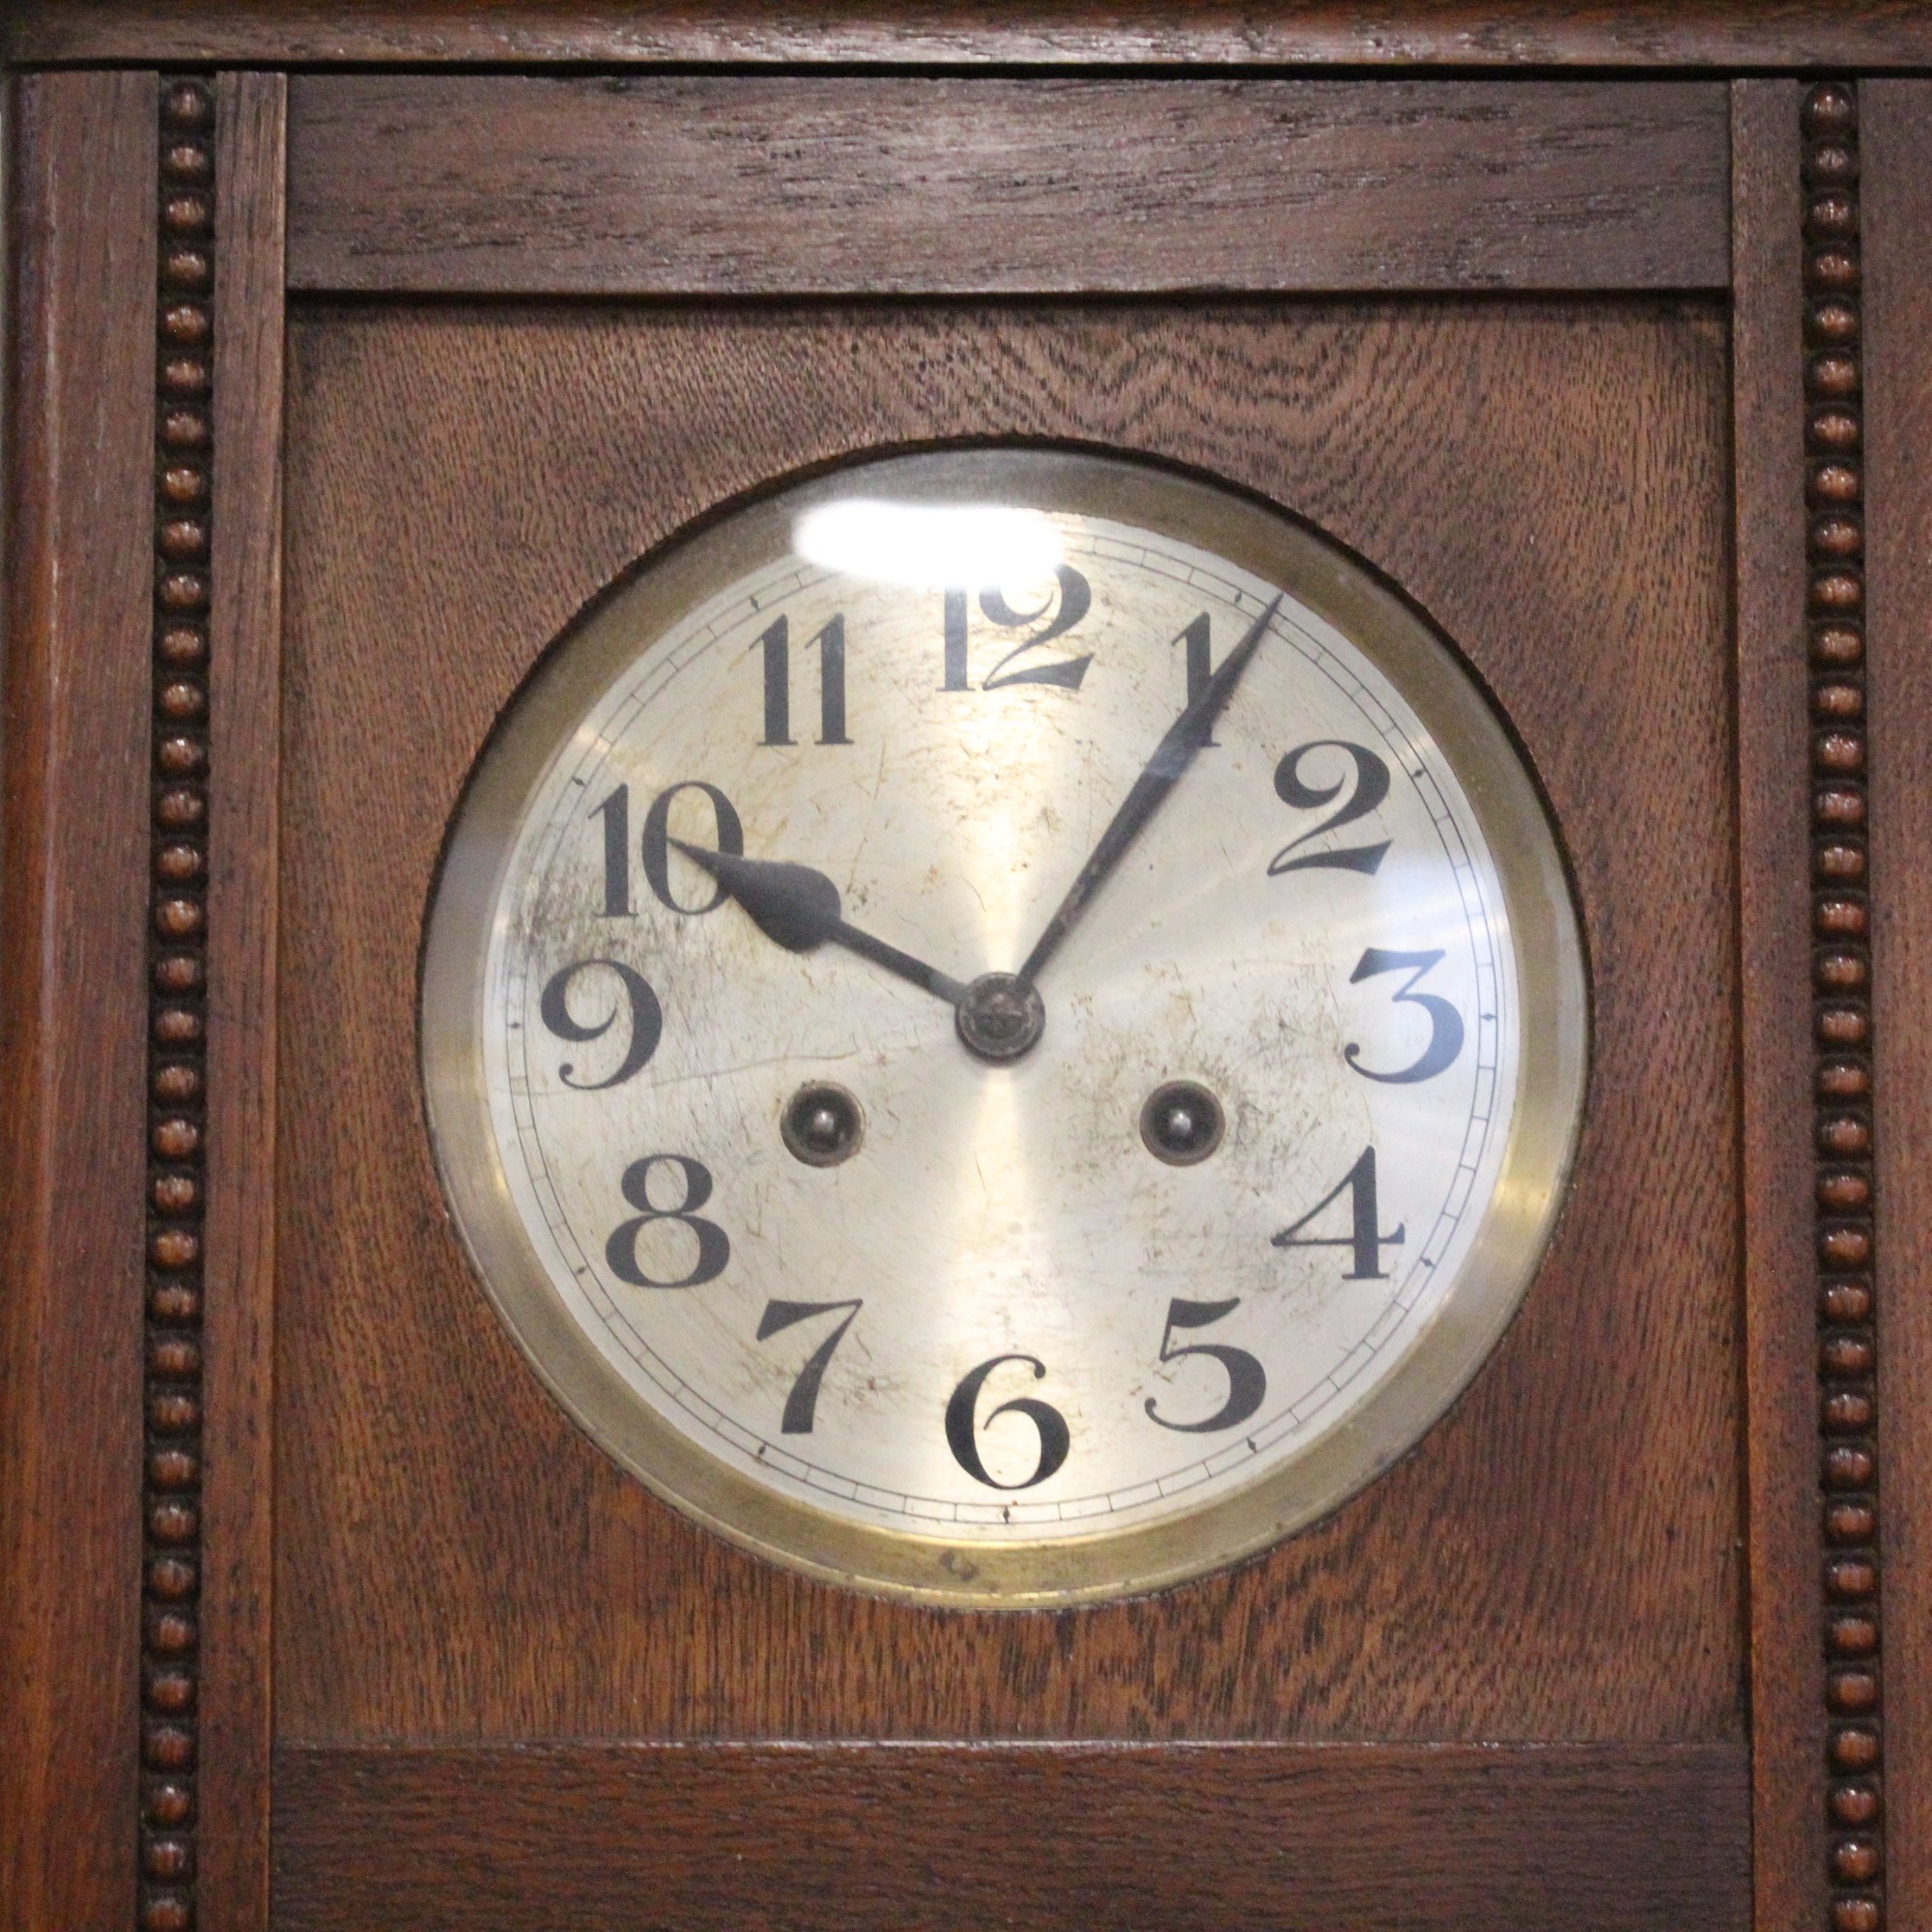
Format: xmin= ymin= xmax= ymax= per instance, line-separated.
xmin=422 ymin=450 xmax=1587 ymax=1605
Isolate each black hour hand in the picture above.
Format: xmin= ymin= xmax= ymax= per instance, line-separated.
xmin=670 ymin=840 xmax=968 ymax=1008
xmin=670 ymin=840 xmax=840 ymax=952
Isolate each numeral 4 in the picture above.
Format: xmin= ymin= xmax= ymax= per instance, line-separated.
xmin=1271 ymin=1146 xmax=1405 ymax=1280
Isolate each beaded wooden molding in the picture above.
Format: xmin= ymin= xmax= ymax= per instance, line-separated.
xmin=141 ymin=73 xmax=218 ymax=1932
xmin=1802 ymin=79 xmax=1887 ymax=1932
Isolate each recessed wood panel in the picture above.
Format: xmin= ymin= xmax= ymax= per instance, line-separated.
xmin=272 ymin=1741 xmax=1749 ymax=1932
xmin=275 ymin=296 xmax=1737 ymax=1745
xmin=285 ymin=75 xmax=1728 ymax=297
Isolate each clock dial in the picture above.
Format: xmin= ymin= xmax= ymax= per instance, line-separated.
xmin=423 ymin=449 xmax=1587 ymax=1605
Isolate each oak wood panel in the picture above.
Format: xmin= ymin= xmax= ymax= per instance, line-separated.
xmin=0 ymin=69 xmax=158 ymax=1932
xmin=197 ymin=71 xmax=287 ymax=1932
xmin=1729 ymin=77 xmax=1828 ymax=1932
xmin=13 ymin=0 xmax=1932 ymax=69
xmin=271 ymin=1741 xmax=1750 ymax=1932
xmin=1859 ymin=76 xmax=1932 ymax=1932
xmin=276 ymin=298 xmax=1739 ymax=1746
xmin=287 ymin=75 xmax=1728 ymax=297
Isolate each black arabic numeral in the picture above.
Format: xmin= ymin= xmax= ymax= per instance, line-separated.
xmin=1173 ymin=611 xmax=1218 ymax=746
xmin=754 ymin=615 xmax=794 ymax=746
xmin=1144 ymin=1297 xmax=1266 ymax=1434
xmin=812 ymin=613 xmax=852 ymax=745
xmin=538 ymin=959 xmax=664 ymax=1090
xmin=944 ymin=1353 xmax=1070 ymax=1491
xmin=1344 ymin=948 xmax=1466 ymax=1084
xmin=944 ymin=566 xmax=1094 ymax=694
xmin=1268 ymin=741 xmax=1392 ymax=877
xmin=756 ymin=612 xmax=851 ymax=747
xmin=756 ymin=1298 xmax=863 ymax=1434
xmin=605 ymin=1153 xmax=730 ymax=1289
xmin=591 ymin=782 xmax=632 ymax=916
xmin=980 ymin=565 xmax=1093 ymax=690
xmin=640 ymin=781 xmax=745 ymax=915
xmin=942 ymin=587 xmax=971 ymax=692
xmin=1271 ymin=1145 xmax=1406 ymax=1280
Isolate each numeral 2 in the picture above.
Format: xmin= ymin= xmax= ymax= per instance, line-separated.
xmin=755 ymin=1298 xmax=863 ymax=1434
xmin=1269 ymin=741 xmax=1391 ymax=877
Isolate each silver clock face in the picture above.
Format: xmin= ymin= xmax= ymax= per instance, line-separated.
xmin=422 ymin=449 xmax=1587 ymax=1605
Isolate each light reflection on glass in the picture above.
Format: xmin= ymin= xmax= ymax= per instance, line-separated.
xmin=794 ymin=499 xmax=1063 ymax=593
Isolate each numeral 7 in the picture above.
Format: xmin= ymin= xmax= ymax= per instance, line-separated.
xmin=755 ymin=1298 xmax=863 ymax=1435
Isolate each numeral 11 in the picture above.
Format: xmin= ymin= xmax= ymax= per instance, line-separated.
xmin=756 ymin=613 xmax=852 ymax=747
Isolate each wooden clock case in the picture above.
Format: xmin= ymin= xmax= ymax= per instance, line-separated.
xmin=4 ymin=7 xmax=1932 ymax=1930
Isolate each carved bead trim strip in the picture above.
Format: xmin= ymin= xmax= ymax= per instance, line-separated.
xmin=1802 ymin=79 xmax=1885 ymax=1932
xmin=141 ymin=74 xmax=215 ymax=1932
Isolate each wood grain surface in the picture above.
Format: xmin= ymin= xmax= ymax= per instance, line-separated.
xmin=0 ymin=69 xmax=158 ymax=1932
xmin=196 ymin=71 xmax=287 ymax=1932
xmin=1729 ymin=77 xmax=1829 ymax=1932
xmin=13 ymin=0 xmax=1932 ymax=70
xmin=270 ymin=1740 xmax=1749 ymax=1932
xmin=1860 ymin=76 xmax=1932 ymax=1932
xmin=286 ymin=75 xmax=1728 ymax=297
xmin=275 ymin=298 xmax=1740 ymax=1747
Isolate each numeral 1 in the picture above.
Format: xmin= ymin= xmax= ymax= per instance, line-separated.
xmin=942 ymin=588 xmax=971 ymax=692
xmin=1173 ymin=611 xmax=1216 ymax=745
xmin=592 ymin=783 xmax=631 ymax=917
xmin=756 ymin=613 xmax=852 ymax=746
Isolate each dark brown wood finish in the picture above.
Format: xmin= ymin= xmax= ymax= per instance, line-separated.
xmin=1793 ymin=82 xmax=1889 ymax=1932
xmin=1731 ymin=75 xmax=1829 ymax=1932
xmin=271 ymin=1741 xmax=1749 ymax=1932
xmin=1861 ymin=74 xmax=1932 ymax=1932
xmin=196 ymin=69 xmax=288 ymax=1932
xmin=13 ymin=0 xmax=1932 ymax=69
xmin=285 ymin=75 xmax=1729 ymax=297
xmin=276 ymin=298 xmax=1739 ymax=1748
xmin=0 ymin=68 xmax=158 ymax=1932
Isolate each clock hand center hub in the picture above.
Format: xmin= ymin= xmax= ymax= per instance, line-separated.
xmin=954 ymin=972 xmax=1046 ymax=1063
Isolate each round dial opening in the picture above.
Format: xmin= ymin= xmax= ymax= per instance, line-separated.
xmin=422 ymin=447 xmax=1588 ymax=1605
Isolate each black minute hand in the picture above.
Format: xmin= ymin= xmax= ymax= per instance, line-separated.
xmin=1016 ymin=593 xmax=1282 ymax=987
xmin=669 ymin=840 xmax=970 ymax=1008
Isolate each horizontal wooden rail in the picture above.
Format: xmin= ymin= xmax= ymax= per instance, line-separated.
xmin=273 ymin=1740 xmax=1749 ymax=1930
xmin=286 ymin=76 xmax=1729 ymax=297
xmin=15 ymin=0 xmax=1932 ymax=70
